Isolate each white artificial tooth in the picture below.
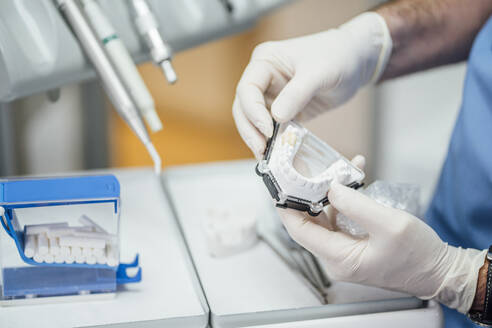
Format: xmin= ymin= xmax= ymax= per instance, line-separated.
xmin=281 ymin=128 xmax=298 ymax=147
xmin=282 ymin=165 xmax=289 ymax=177
xmin=296 ymin=178 xmax=307 ymax=187
xmin=313 ymin=183 xmax=323 ymax=191
xmin=279 ymin=155 xmax=289 ymax=168
xmin=337 ymin=166 xmax=351 ymax=184
xmin=288 ymin=168 xmax=297 ymax=181
xmin=319 ymin=174 xmax=333 ymax=188
xmin=287 ymin=151 xmax=296 ymax=163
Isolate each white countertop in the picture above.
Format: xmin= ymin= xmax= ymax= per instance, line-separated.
xmin=0 ymin=163 xmax=442 ymax=328
xmin=164 ymin=160 xmax=425 ymax=328
xmin=0 ymin=168 xmax=208 ymax=328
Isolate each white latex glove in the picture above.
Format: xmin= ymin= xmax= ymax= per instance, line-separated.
xmin=233 ymin=12 xmax=392 ymax=158
xmin=279 ymin=182 xmax=487 ymax=314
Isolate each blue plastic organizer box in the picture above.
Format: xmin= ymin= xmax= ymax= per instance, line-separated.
xmin=0 ymin=175 xmax=141 ymax=300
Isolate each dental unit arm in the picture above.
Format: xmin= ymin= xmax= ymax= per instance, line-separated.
xmin=0 ymin=0 xmax=290 ymax=102
xmin=0 ymin=0 xmax=291 ymax=171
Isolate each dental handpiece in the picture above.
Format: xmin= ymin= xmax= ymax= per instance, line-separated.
xmin=55 ymin=0 xmax=162 ymax=174
xmin=80 ymin=0 xmax=163 ymax=133
xmin=130 ymin=0 xmax=177 ymax=84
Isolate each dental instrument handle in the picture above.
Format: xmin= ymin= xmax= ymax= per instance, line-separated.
xmin=55 ymin=0 xmax=148 ymax=141
xmin=130 ymin=0 xmax=177 ymax=84
xmin=55 ymin=0 xmax=162 ymax=173
xmin=160 ymin=59 xmax=177 ymax=85
xmin=80 ymin=0 xmax=163 ymax=132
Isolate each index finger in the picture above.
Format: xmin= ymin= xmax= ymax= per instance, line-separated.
xmin=278 ymin=208 xmax=360 ymax=260
xmin=236 ymin=60 xmax=275 ymax=138
xmin=328 ymin=182 xmax=397 ymax=235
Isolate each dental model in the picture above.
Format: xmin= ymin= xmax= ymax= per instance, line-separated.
xmin=23 ymin=216 xmax=118 ymax=266
xmin=202 ymin=209 xmax=258 ymax=258
xmin=256 ymin=121 xmax=365 ymax=216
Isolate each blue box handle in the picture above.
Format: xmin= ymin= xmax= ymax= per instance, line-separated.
xmin=0 ymin=175 xmax=120 ymax=204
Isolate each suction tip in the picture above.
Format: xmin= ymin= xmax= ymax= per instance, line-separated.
xmin=145 ymin=142 xmax=162 ymax=175
xmin=144 ymin=110 xmax=163 ymax=133
xmin=160 ymin=60 xmax=177 ymax=84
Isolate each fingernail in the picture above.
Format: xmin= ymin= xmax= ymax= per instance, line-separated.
xmin=271 ymin=110 xmax=283 ymax=123
xmin=265 ymin=123 xmax=273 ymax=138
xmin=255 ymin=142 xmax=266 ymax=159
xmin=271 ymin=103 xmax=291 ymax=123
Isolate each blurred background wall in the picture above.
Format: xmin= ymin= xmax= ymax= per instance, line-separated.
xmin=109 ymin=0 xmax=381 ymax=171
xmin=375 ymin=65 xmax=466 ymax=209
xmin=4 ymin=0 xmax=467 ymax=211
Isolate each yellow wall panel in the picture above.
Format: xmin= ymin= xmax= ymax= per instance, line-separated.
xmin=110 ymin=0 xmax=377 ymax=169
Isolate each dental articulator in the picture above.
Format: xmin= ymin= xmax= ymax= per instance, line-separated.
xmin=256 ymin=121 xmax=365 ymax=216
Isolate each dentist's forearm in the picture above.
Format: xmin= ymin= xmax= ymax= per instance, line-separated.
xmin=375 ymin=0 xmax=492 ymax=80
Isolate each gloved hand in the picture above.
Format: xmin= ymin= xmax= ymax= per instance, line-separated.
xmin=233 ymin=12 xmax=392 ymax=158
xmin=279 ymin=182 xmax=487 ymax=314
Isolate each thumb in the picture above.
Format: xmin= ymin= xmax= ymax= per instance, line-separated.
xmin=351 ymin=155 xmax=366 ymax=171
xmin=328 ymin=182 xmax=392 ymax=235
xmin=271 ymin=73 xmax=319 ymax=122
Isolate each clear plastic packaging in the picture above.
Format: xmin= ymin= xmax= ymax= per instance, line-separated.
xmin=336 ymin=181 xmax=420 ymax=237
